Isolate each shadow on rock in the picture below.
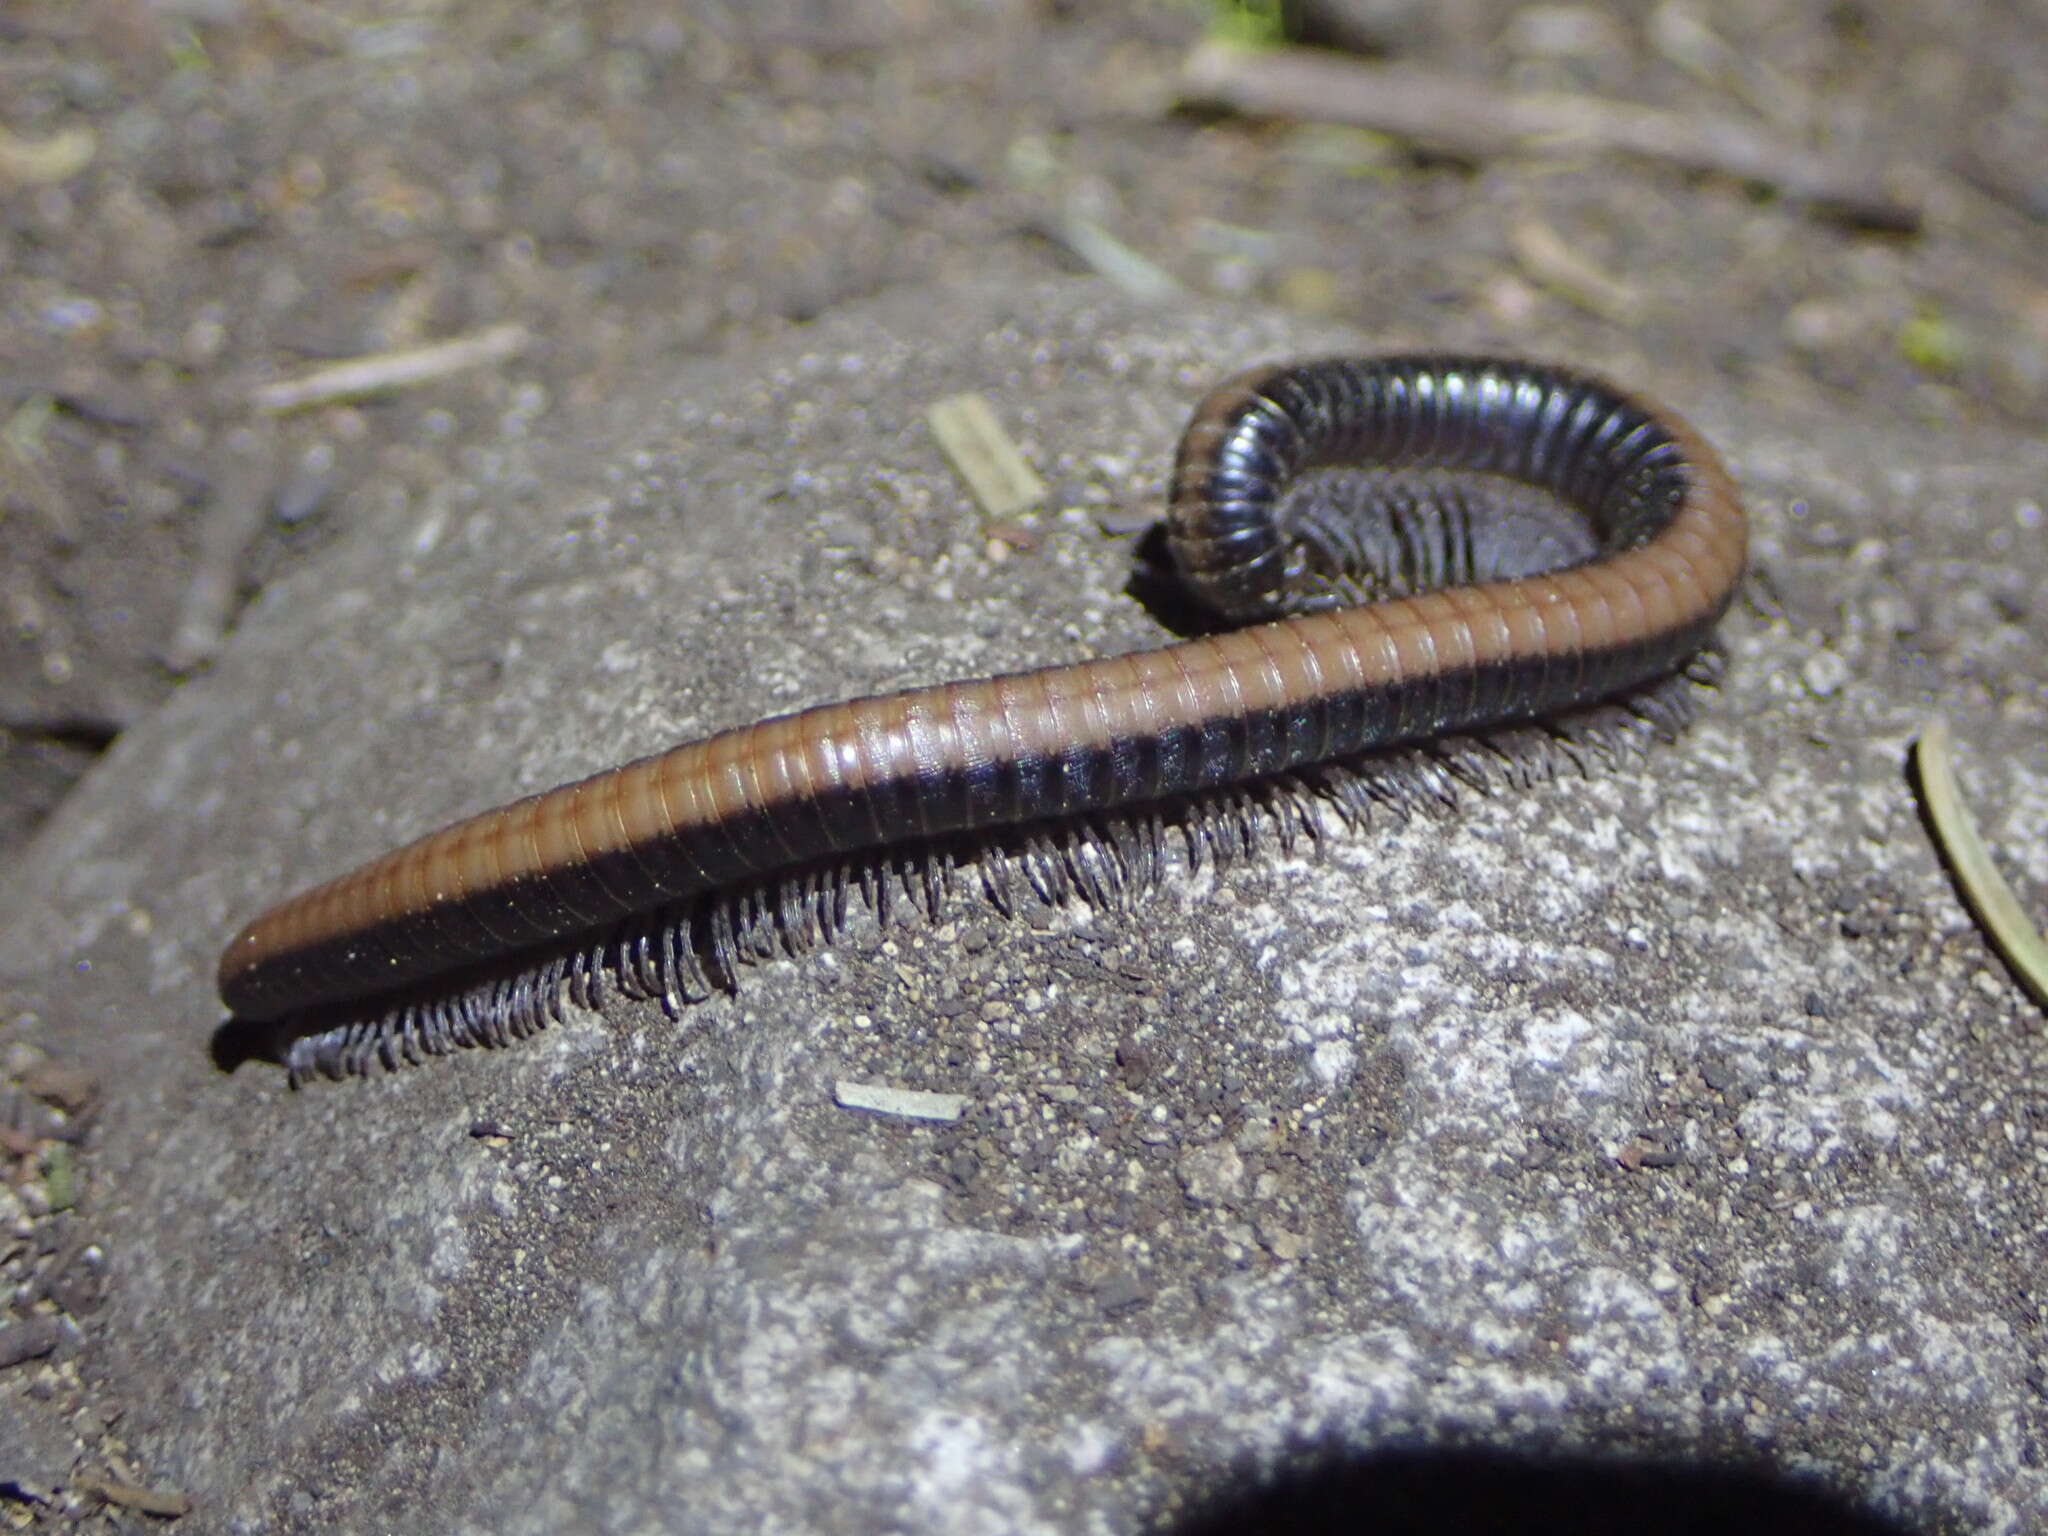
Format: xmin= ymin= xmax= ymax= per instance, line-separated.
xmin=1168 ymin=1443 xmax=1929 ymax=1536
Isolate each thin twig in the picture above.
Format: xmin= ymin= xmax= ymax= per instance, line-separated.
xmin=1 ymin=395 xmax=83 ymax=544
xmin=1178 ymin=42 xmax=1920 ymax=233
xmin=166 ymin=449 xmax=273 ymax=674
xmin=1913 ymin=717 xmax=2048 ymax=1010
xmin=927 ymin=394 xmax=1047 ymax=519
xmin=1053 ymin=211 xmax=1185 ymax=302
xmin=1509 ymin=217 xmax=1644 ymax=324
xmin=0 ymin=123 xmax=95 ymax=187
xmin=70 ymin=1471 xmax=193 ymax=1519
xmin=833 ymin=1081 xmax=971 ymax=1122
xmin=249 ymin=322 xmax=530 ymax=414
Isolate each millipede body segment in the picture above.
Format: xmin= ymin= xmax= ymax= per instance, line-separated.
xmin=218 ymin=355 xmax=1747 ymax=1080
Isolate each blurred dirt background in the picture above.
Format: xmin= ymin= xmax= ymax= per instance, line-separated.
xmin=4 ymin=0 xmax=2048 ymax=873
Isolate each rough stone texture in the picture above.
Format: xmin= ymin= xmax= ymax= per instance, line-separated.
xmin=2 ymin=280 xmax=2045 ymax=1533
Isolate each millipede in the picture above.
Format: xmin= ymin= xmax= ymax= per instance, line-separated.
xmin=216 ymin=355 xmax=1747 ymax=1083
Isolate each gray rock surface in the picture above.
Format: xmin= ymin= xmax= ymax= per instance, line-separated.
xmin=2 ymin=280 xmax=2045 ymax=1532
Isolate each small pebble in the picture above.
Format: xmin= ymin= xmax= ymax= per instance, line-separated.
xmin=1801 ymin=648 xmax=1849 ymax=698
xmin=0 ymin=1317 xmax=61 ymax=1371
